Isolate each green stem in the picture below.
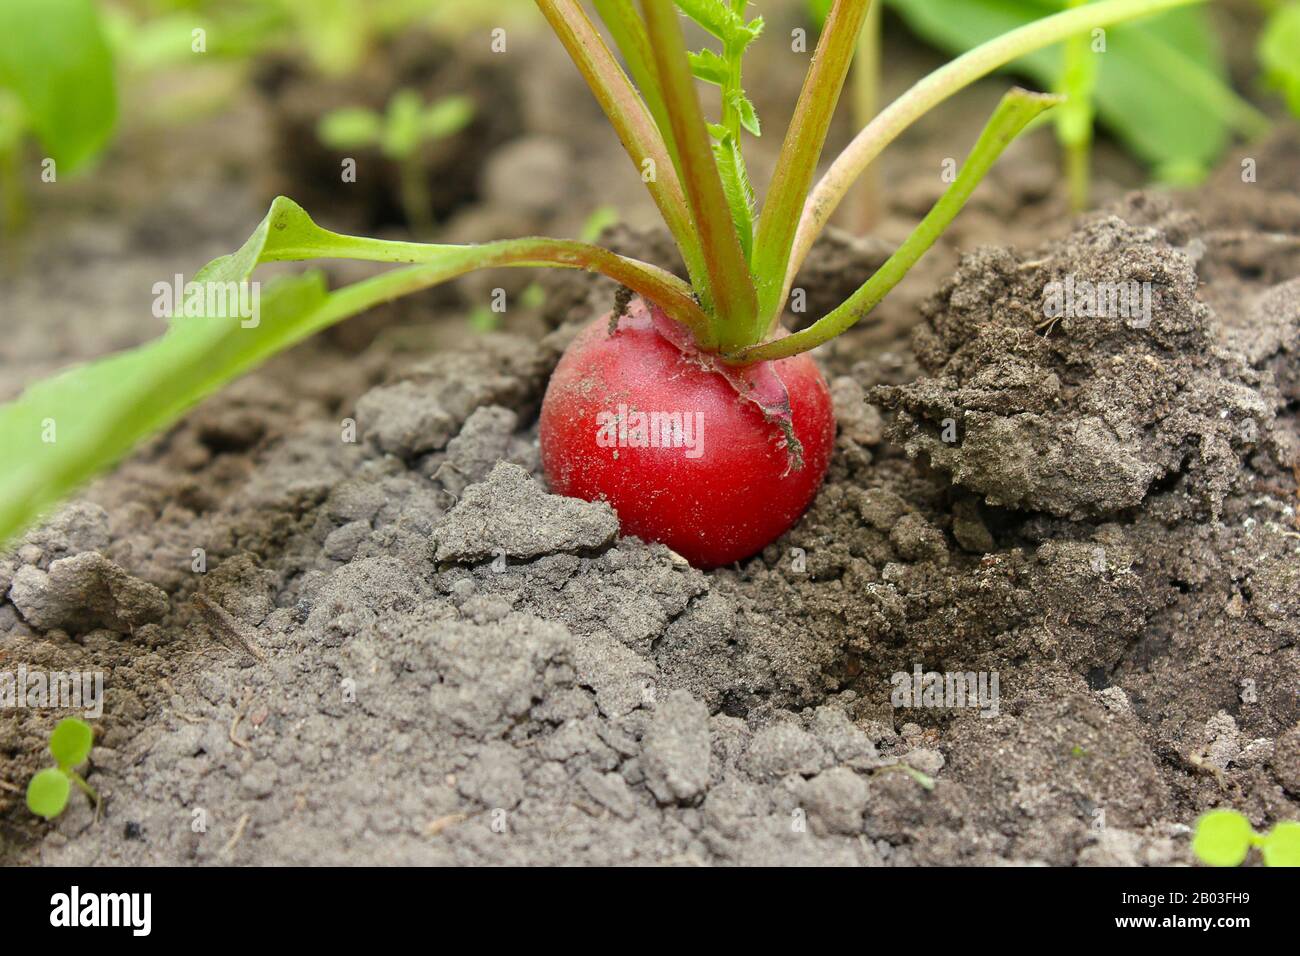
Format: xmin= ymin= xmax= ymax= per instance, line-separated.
xmin=751 ymin=0 xmax=871 ymax=332
xmin=1056 ymin=0 xmax=1097 ymax=212
xmin=849 ymin=0 xmax=882 ymax=233
xmin=783 ymin=0 xmax=1206 ymax=311
xmin=67 ymin=769 xmax=99 ymax=809
xmin=722 ymin=0 xmax=746 ymax=140
xmin=537 ymin=0 xmax=712 ymax=315
xmin=640 ymin=0 xmax=757 ymax=351
xmin=0 ymin=142 xmax=24 ymax=236
xmin=241 ymin=199 xmax=709 ymax=336
xmin=398 ymin=153 xmax=434 ymax=236
xmin=733 ymin=89 xmax=1061 ymax=364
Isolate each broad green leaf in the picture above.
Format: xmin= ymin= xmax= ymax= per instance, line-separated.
xmin=49 ymin=717 xmax=94 ymax=768
xmin=713 ymin=133 xmax=756 ymax=261
xmin=421 ymin=95 xmax=475 ymax=140
xmin=0 ymin=0 xmax=116 ymax=172
xmin=1259 ymin=3 xmax=1300 ymax=117
xmin=1261 ymin=821 xmax=1300 ymax=868
xmin=1192 ymin=809 xmax=1254 ymax=867
xmin=26 ymin=768 xmax=70 ymax=820
xmin=317 ymin=108 xmax=384 ymax=151
xmin=882 ymin=0 xmax=1242 ymax=180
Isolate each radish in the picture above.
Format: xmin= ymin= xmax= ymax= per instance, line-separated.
xmin=540 ymin=299 xmax=834 ymax=566
xmin=1 ymin=1 xmax=1198 ymax=559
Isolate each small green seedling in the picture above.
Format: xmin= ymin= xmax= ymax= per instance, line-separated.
xmin=317 ymin=89 xmax=474 ymax=233
xmin=26 ymin=717 xmax=99 ymax=821
xmin=1192 ymin=809 xmax=1300 ymax=867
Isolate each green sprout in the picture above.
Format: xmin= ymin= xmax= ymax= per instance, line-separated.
xmin=1192 ymin=809 xmax=1300 ymax=867
xmin=26 ymin=717 xmax=99 ymax=821
xmin=317 ymin=89 xmax=474 ymax=234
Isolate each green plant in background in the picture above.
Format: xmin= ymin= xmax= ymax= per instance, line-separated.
xmin=26 ymin=718 xmax=99 ymax=821
xmin=880 ymin=0 xmax=1269 ymax=198
xmin=1055 ymin=0 xmax=1099 ymax=209
xmin=0 ymin=0 xmax=117 ymax=235
xmin=1259 ymin=1 xmax=1300 ymax=116
xmin=0 ymin=0 xmax=1219 ymax=547
xmin=317 ymin=89 xmax=474 ymax=234
xmin=1192 ymin=809 xmax=1300 ymax=867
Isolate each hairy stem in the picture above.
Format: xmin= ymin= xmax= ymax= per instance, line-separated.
xmin=782 ymin=0 xmax=1205 ymax=311
xmin=734 ymin=89 xmax=1061 ymax=364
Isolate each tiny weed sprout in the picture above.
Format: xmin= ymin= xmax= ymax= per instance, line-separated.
xmin=1192 ymin=810 xmax=1300 ymax=868
xmin=26 ymin=717 xmax=99 ymax=821
xmin=0 ymin=0 xmax=1223 ymax=567
xmin=318 ymin=90 xmax=475 ymax=233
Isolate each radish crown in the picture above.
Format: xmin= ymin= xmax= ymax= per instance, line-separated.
xmin=0 ymin=0 xmax=1213 ymax=546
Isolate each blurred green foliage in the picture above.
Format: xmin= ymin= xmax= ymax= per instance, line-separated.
xmin=810 ymin=0 xmax=1268 ymax=184
xmin=1259 ymin=1 xmax=1300 ymax=116
xmin=0 ymin=0 xmax=117 ymax=173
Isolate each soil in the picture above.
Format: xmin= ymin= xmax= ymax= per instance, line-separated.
xmin=1 ymin=18 xmax=1297 ymax=866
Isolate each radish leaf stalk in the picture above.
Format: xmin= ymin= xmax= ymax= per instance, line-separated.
xmin=736 ymin=88 xmax=1062 ymax=363
xmin=640 ymin=0 xmax=758 ymax=351
xmin=752 ymin=0 xmax=871 ymax=330
xmin=1056 ymin=0 xmax=1098 ymax=211
xmin=784 ymin=0 xmax=1208 ymax=308
xmin=537 ymin=0 xmax=713 ymax=319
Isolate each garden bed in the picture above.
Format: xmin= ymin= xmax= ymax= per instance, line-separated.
xmin=1 ymin=20 xmax=1297 ymax=867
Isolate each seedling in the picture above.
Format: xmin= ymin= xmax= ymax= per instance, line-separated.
xmin=318 ymin=89 xmax=474 ymax=233
xmin=0 ymin=0 xmax=1217 ymax=567
xmin=26 ymin=717 xmax=100 ymax=821
xmin=1192 ymin=809 xmax=1300 ymax=867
